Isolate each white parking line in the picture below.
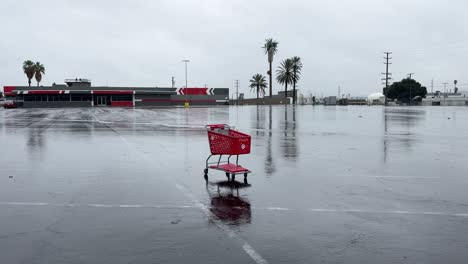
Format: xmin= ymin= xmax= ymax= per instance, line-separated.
xmin=1 ymin=201 xmax=468 ymax=218
xmin=338 ymin=175 xmax=443 ymax=179
xmin=0 ymin=202 xmax=196 ymax=209
xmin=370 ymin=176 xmax=441 ymax=179
xmin=175 ymin=183 xmax=270 ymax=264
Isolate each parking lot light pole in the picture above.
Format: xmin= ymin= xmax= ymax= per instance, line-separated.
xmin=182 ymin=60 xmax=190 ymax=107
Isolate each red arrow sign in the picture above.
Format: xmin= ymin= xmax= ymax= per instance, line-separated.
xmin=180 ymin=88 xmax=208 ymax=95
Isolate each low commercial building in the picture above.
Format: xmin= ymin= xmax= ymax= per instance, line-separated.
xmin=337 ymin=97 xmax=367 ymax=105
xmin=422 ymin=93 xmax=468 ymax=106
xmin=367 ymin=92 xmax=385 ymax=105
xmin=323 ymin=96 xmax=337 ymax=105
xmin=3 ymin=79 xmax=229 ymax=108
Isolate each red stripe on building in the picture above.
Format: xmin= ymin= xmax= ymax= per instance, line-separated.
xmin=182 ymin=88 xmax=208 ymax=95
xmin=3 ymin=86 xmax=16 ymax=93
xmin=4 ymin=92 xmax=16 ymax=96
xmin=110 ymin=101 xmax=133 ymax=107
xmin=93 ymin=91 xmax=133 ymax=95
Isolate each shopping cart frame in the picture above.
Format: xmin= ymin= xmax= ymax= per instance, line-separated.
xmin=203 ymin=124 xmax=251 ymax=184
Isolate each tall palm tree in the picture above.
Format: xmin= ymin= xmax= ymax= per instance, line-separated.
xmin=249 ymin=73 xmax=267 ymax=103
xmin=34 ymin=62 xmax=45 ymax=87
xmin=263 ymin=38 xmax=279 ymax=98
xmin=291 ymin=56 xmax=302 ymax=105
xmin=22 ymin=60 xmax=35 ymax=87
xmin=276 ymin=58 xmax=294 ymax=100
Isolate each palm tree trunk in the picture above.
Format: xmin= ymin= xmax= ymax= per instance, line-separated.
xmin=269 ymin=62 xmax=272 ymax=98
xmin=28 ymin=79 xmax=31 ymax=87
xmin=37 ymin=81 xmax=39 ymax=87
xmin=284 ymin=82 xmax=288 ymax=102
xmin=293 ymin=68 xmax=296 ymax=105
xmin=256 ymin=84 xmax=259 ymax=104
xmin=293 ymin=79 xmax=296 ymax=105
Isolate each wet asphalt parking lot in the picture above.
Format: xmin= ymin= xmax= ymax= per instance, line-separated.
xmin=1 ymin=105 xmax=468 ymax=264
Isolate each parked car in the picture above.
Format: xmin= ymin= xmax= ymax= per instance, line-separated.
xmin=3 ymin=101 xmax=17 ymax=109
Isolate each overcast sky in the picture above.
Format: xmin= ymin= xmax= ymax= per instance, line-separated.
xmin=1 ymin=0 xmax=467 ymax=97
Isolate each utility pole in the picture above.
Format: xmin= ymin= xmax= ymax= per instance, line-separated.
xmin=443 ymin=82 xmax=449 ymax=95
xmin=442 ymin=82 xmax=449 ymax=105
xmin=381 ymin=52 xmax=392 ymax=105
xmin=431 ymin=79 xmax=434 ymax=94
xmin=406 ymin=73 xmax=415 ymax=105
xmin=234 ymin=80 xmax=239 ymax=105
xmin=171 ymin=77 xmax=175 ymax=89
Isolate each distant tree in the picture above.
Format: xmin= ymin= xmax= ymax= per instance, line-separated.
xmin=22 ymin=60 xmax=35 ymax=86
xmin=384 ymin=78 xmax=427 ymax=104
xmin=249 ymin=73 xmax=267 ymax=103
xmin=290 ymin=56 xmax=302 ymax=104
xmin=276 ymin=58 xmax=294 ymax=98
xmin=263 ymin=38 xmax=279 ymax=98
xmin=34 ymin=62 xmax=45 ymax=87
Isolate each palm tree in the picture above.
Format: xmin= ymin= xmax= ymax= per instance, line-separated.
xmin=276 ymin=58 xmax=294 ymax=99
xmin=34 ymin=62 xmax=45 ymax=87
xmin=22 ymin=60 xmax=35 ymax=86
xmin=249 ymin=74 xmax=268 ymax=103
xmin=291 ymin=56 xmax=302 ymax=104
xmin=263 ymin=38 xmax=279 ymax=98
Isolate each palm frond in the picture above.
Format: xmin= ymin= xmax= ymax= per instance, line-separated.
xmin=34 ymin=62 xmax=45 ymax=74
xmin=249 ymin=73 xmax=268 ymax=94
xmin=22 ymin=60 xmax=34 ymax=71
xmin=291 ymin=56 xmax=302 ymax=83
xmin=263 ymin=38 xmax=278 ymax=54
xmin=22 ymin=60 xmax=36 ymax=80
xmin=276 ymin=59 xmax=294 ymax=85
xmin=263 ymin=38 xmax=279 ymax=63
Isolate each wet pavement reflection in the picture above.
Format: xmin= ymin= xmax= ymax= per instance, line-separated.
xmin=206 ymin=181 xmax=251 ymax=226
xmin=1 ymin=106 xmax=468 ymax=264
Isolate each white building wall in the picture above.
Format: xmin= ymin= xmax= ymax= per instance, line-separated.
xmin=422 ymin=96 xmax=468 ymax=106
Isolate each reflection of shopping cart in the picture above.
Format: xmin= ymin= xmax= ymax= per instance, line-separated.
xmin=204 ymin=124 xmax=252 ymax=184
xmin=206 ymin=183 xmax=251 ymax=226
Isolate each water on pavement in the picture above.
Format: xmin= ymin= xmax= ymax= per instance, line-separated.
xmin=1 ymin=105 xmax=468 ymax=263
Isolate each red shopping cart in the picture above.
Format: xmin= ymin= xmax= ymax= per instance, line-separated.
xmin=204 ymin=124 xmax=252 ymax=184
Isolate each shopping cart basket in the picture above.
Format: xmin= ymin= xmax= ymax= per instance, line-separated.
xmin=204 ymin=124 xmax=252 ymax=184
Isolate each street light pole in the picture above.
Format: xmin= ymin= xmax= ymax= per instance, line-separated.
xmin=182 ymin=60 xmax=190 ymax=88
xmin=182 ymin=59 xmax=190 ymax=106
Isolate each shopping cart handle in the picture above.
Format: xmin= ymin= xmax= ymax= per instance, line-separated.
xmin=206 ymin=124 xmax=229 ymax=130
